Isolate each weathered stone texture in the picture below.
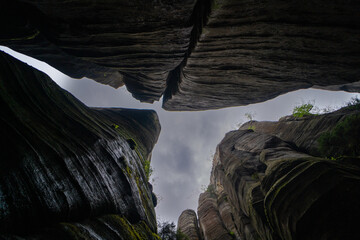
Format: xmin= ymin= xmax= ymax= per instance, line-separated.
xmin=197 ymin=192 xmax=234 ymax=240
xmin=177 ymin=209 xmax=202 ymax=240
xmin=0 ymin=51 xmax=160 ymax=239
xmin=181 ymin=108 xmax=360 ymax=240
xmin=0 ymin=0 xmax=197 ymax=102
xmin=1 ymin=0 xmax=360 ymax=110
xmin=163 ymin=0 xmax=360 ymax=110
xmin=240 ymin=107 xmax=360 ymax=156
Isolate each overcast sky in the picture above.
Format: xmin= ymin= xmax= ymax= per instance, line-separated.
xmin=1 ymin=46 xmax=358 ymax=224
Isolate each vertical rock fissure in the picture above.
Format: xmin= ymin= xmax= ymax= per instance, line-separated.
xmin=163 ymin=0 xmax=213 ymax=105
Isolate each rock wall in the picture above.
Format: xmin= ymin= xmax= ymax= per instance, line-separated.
xmin=178 ymin=108 xmax=360 ymax=240
xmin=0 ymin=51 xmax=161 ymax=239
xmin=162 ymin=0 xmax=360 ymax=110
xmin=1 ymin=0 xmax=360 ymax=110
xmin=177 ymin=209 xmax=202 ymax=240
xmin=0 ymin=0 xmax=198 ymax=102
xmin=240 ymin=107 xmax=360 ymax=156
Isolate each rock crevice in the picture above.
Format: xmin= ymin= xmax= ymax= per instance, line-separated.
xmin=1 ymin=0 xmax=360 ymax=110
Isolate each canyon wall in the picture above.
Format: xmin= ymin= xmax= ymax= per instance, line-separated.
xmin=1 ymin=0 xmax=360 ymax=110
xmin=178 ymin=107 xmax=360 ymax=240
xmin=0 ymin=51 xmax=161 ymax=239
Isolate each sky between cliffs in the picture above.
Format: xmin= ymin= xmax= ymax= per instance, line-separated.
xmin=1 ymin=46 xmax=358 ymax=225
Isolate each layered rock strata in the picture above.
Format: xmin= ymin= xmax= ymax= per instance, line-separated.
xmin=163 ymin=0 xmax=360 ymax=110
xmin=0 ymin=51 xmax=161 ymax=239
xmin=179 ymin=108 xmax=360 ymax=240
xmin=0 ymin=0 xmax=198 ymax=102
xmin=1 ymin=0 xmax=360 ymax=110
xmin=177 ymin=209 xmax=202 ymax=240
xmin=240 ymin=107 xmax=360 ymax=156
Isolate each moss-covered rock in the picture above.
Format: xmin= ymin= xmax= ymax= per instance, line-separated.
xmin=0 ymin=51 xmax=160 ymax=238
xmin=184 ymin=109 xmax=360 ymax=240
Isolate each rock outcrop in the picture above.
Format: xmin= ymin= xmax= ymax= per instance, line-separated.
xmin=1 ymin=0 xmax=360 ymax=110
xmin=240 ymin=107 xmax=360 ymax=156
xmin=0 ymin=0 xmax=199 ymax=102
xmin=0 ymin=51 xmax=161 ymax=239
xmin=177 ymin=209 xmax=202 ymax=240
xmin=178 ymin=107 xmax=360 ymax=240
xmin=162 ymin=0 xmax=360 ymax=110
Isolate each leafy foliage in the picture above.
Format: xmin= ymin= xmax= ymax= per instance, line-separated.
xmin=318 ymin=114 xmax=360 ymax=158
xmin=158 ymin=221 xmax=189 ymax=240
xmin=144 ymin=160 xmax=153 ymax=181
xmin=247 ymin=125 xmax=256 ymax=131
xmin=292 ymin=103 xmax=315 ymax=118
xmin=158 ymin=221 xmax=176 ymax=240
xmin=346 ymin=96 xmax=360 ymax=110
xmin=206 ymin=184 xmax=215 ymax=194
xmin=176 ymin=230 xmax=189 ymax=240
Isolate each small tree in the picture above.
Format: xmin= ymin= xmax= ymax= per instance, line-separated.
xmin=158 ymin=221 xmax=176 ymax=240
xmin=292 ymin=103 xmax=315 ymax=118
xmin=346 ymin=96 xmax=360 ymax=110
xmin=158 ymin=221 xmax=190 ymax=240
xmin=244 ymin=112 xmax=255 ymax=121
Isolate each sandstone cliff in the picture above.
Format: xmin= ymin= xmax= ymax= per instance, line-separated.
xmin=1 ymin=0 xmax=360 ymax=110
xmin=177 ymin=209 xmax=202 ymax=240
xmin=0 ymin=51 xmax=161 ymax=239
xmin=178 ymin=107 xmax=360 ymax=240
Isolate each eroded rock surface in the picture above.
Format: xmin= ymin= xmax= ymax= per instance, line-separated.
xmin=0 ymin=0 xmax=198 ymax=103
xmin=163 ymin=0 xmax=360 ymax=110
xmin=240 ymin=107 xmax=360 ymax=156
xmin=177 ymin=209 xmax=202 ymax=240
xmin=179 ymin=108 xmax=360 ymax=240
xmin=1 ymin=0 xmax=360 ymax=110
xmin=0 ymin=51 xmax=161 ymax=239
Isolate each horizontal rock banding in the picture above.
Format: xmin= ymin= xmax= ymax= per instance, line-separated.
xmin=1 ymin=0 xmax=360 ymax=110
xmin=179 ymin=108 xmax=360 ymax=240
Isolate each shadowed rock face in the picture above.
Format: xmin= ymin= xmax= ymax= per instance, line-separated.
xmin=163 ymin=0 xmax=360 ymax=110
xmin=179 ymin=108 xmax=360 ymax=240
xmin=197 ymin=192 xmax=234 ymax=240
xmin=0 ymin=0 xmax=198 ymax=103
xmin=1 ymin=0 xmax=360 ymax=110
xmin=0 ymin=51 xmax=161 ymax=239
xmin=240 ymin=107 xmax=360 ymax=156
xmin=177 ymin=209 xmax=202 ymax=240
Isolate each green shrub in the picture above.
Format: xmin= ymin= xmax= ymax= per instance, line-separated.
xmin=318 ymin=114 xmax=360 ymax=158
xmin=206 ymin=184 xmax=215 ymax=194
xmin=292 ymin=103 xmax=315 ymax=118
xmin=144 ymin=160 xmax=153 ymax=181
xmin=346 ymin=96 xmax=360 ymax=110
xmin=176 ymin=230 xmax=189 ymax=240
xmin=228 ymin=231 xmax=236 ymax=239
xmin=248 ymin=125 xmax=256 ymax=131
xmin=251 ymin=172 xmax=259 ymax=180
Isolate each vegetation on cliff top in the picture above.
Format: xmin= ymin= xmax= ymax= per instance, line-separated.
xmin=318 ymin=113 xmax=360 ymax=159
xmin=292 ymin=102 xmax=316 ymax=118
xmin=317 ymin=97 xmax=360 ymax=159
